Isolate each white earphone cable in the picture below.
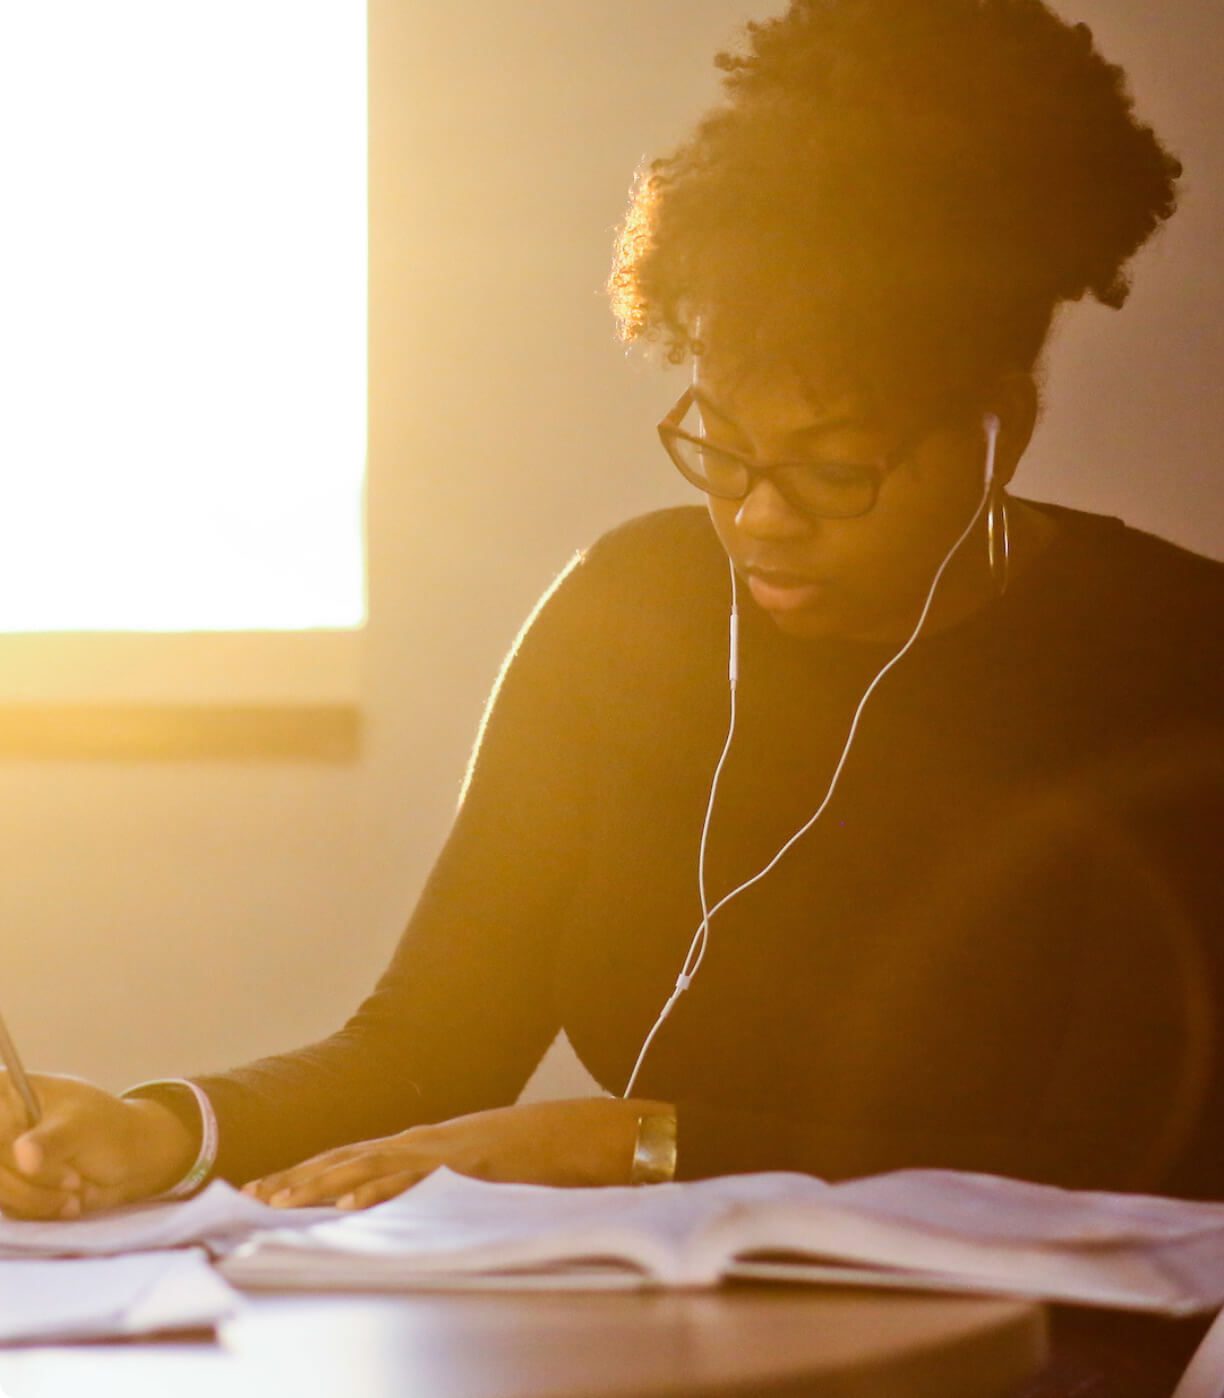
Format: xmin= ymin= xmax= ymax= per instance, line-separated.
xmin=622 ymin=416 xmax=1001 ymax=1098
xmin=623 ymin=566 xmax=741 ymax=1099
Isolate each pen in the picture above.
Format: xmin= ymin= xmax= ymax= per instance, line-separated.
xmin=0 ymin=1005 xmax=42 ymax=1128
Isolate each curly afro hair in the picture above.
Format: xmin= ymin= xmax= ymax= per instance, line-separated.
xmin=609 ymin=0 xmax=1183 ymax=430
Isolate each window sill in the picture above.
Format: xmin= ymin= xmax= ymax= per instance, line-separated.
xmin=0 ymin=631 xmax=362 ymax=760
xmin=0 ymin=703 xmax=360 ymax=761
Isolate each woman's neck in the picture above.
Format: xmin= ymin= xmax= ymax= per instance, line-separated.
xmin=852 ymin=496 xmax=1062 ymax=646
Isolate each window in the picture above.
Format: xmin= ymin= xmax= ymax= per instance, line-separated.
xmin=0 ymin=2 xmax=366 ymax=738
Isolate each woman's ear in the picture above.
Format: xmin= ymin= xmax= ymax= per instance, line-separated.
xmin=989 ymin=372 xmax=1039 ymax=487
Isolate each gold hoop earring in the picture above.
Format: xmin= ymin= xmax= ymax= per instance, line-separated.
xmin=987 ymin=486 xmax=1010 ymax=596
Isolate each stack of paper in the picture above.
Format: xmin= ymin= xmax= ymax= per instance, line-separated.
xmin=0 ymin=1250 xmax=239 ymax=1343
xmin=0 ymin=1180 xmax=338 ymax=1260
xmin=0 ymin=1184 xmax=338 ymax=1345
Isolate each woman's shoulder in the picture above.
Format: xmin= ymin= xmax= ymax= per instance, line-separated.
xmin=1028 ymin=499 xmax=1223 ymax=622
xmin=1109 ymin=515 xmax=1222 ymax=597
xmin=1023 ymin=501 xmax=1223 ymax=723
xmin=580 ymin=505 xmax=723 ymax=575
xmin=511 ymin=506 xmax=727 ymax=672
xmin=561 ymin=505 xmax=728 ymax=620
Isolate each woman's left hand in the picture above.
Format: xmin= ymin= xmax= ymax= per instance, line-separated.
xmin=241 ymin=1097 xmax=673 ymax=1210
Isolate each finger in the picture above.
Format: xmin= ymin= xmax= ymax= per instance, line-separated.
xmin=242 ymin=1153 xmax=352 ymax=1202
xmin=0 ymin=1138 xmax=80 ymax=1193
xmin=336 ymin=1170 xmax=426 ymax=1211
xmin=242 ymin=1171 xmax=305 ymax=1204
xmin=0 ymin=1075 xmax=26 ymax=1141
xmin=76 ymin=1179 xmax=146 ymax=1215
xmin=266 ymin=1152 xmax=412 ymax=1208
xmin=0 ymin=1163 xmax=79 ymax=1221
xmin=246 ymin=1144 xmax=383 ymax=1205
xmin=11 ymin=1114 xmax=88 ymax=1180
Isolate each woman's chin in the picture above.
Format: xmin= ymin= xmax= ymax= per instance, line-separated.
xmin=762 ymin=600 xmax=898 ymax=646
xmin=764 ymin=604 xmax=848 ymax=641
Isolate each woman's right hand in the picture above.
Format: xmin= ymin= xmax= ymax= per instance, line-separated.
xmin=0 ymin=1072 xmax=196 ymax=1220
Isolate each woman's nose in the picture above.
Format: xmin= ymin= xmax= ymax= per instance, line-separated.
xmin=734 ymin=475 xmax=814 ymax=540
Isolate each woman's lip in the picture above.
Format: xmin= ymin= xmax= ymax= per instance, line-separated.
xmin=745 ymin=569 xmax=829 ymax=612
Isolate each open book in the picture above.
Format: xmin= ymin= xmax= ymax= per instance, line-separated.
xmin=219 ymin=1166 xmax=1224 ymax=1316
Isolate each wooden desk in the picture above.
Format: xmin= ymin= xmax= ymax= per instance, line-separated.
xmin=0 ymin=1284 xmax=1047 ymax=1398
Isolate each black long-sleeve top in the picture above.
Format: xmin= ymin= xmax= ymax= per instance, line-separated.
xmin=185 ymin=501 xmax=1223 ymax=1199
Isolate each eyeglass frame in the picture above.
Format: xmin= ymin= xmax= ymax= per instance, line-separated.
xmin=657 ymin=386 xmax=928 ymax=521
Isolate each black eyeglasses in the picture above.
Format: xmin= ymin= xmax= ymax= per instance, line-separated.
xmin=657 ymin=387 xmax=923 ymax=521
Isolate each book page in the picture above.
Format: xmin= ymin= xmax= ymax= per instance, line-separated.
xmin=700 ymin=1171 xmax=1224 ymax=1315
xmin=223 ymin=1167 xmax=834 ymax=1286
xmin=829 ymin=1170 xmax=1224 ymax=1248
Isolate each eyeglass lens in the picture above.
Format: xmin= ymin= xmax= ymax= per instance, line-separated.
xmin=666 ymin=419 xmax=882 ymax=520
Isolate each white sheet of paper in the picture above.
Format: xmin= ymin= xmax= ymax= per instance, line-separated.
xmin=0 ymin=1181 xmax=339 ymax=1260
xmin=0 ymin=1250 xmax=240 ymax=1343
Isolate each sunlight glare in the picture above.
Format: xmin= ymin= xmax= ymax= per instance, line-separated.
xmin=0 ymin=2 xmax=366 ymax=631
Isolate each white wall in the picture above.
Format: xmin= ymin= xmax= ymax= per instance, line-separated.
xmin=2 ymin=0 xmax=1219 ymax=1105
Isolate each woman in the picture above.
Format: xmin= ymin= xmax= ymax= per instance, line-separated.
xmin=2 ymin=0 xmax=1221 ymax=1388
